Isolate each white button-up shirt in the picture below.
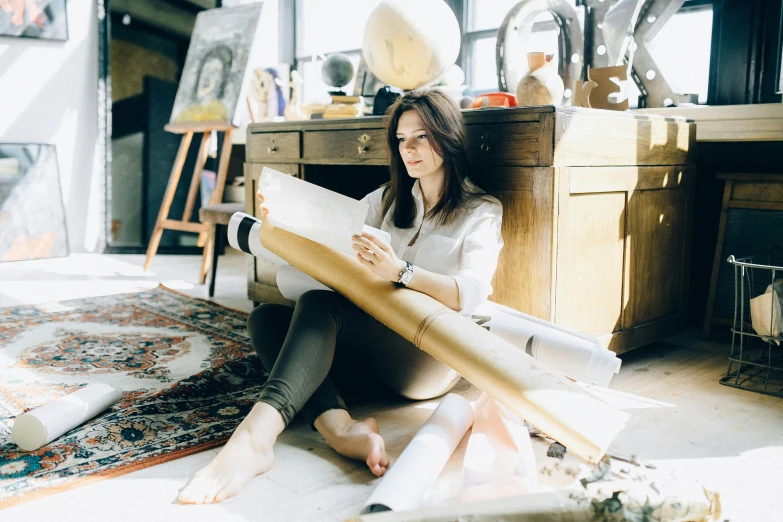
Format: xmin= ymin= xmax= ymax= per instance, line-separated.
xmin=360 ymin=179 xmax=504 ymax=315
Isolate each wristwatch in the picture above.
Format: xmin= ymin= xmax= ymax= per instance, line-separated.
xmin=397 ymin=261 xmax=414 ymax=286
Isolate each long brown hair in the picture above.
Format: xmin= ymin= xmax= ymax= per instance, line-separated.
xmin=381 ymin=89 xmax=486 ymax=228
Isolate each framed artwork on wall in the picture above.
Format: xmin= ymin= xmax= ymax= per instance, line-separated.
xmin=0 ymin=0 xmax=69 ymax=41
xmin=0 ymin=144 xmax=69 ymax=262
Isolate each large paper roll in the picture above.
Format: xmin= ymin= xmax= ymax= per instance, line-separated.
xmin=362 ymin=394 xmax=475 ymax=514
xmin=276 ymin=264 xmax=620 ymax=387
xmin=12 ymin=384 xmax=122 ymax=451
xmin=257 ymin=219 xmax=629 ymax=464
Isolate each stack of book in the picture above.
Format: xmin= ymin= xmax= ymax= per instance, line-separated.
xmin=322 ymin=94 xmax=366 ymax=119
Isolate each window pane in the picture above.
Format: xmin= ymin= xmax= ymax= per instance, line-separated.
xmin=300 ymin=52 xmax=362 ymax=104
xmin=296 ymin=0 xmax=381 ymax=57
xmin=468 ymin=0 xmax=580 ymax=32
xmin=256 ymin=0 xmax=278 ymax=66
xmin=468 ymin=0 xmax=525 ymax=32
xmin=647 ymin=7 xmax=713 ymax=104
xmin=470 ymin=37 xmax=498 ymax=90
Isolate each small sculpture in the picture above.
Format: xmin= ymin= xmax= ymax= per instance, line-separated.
xmin=284 ymin=70 xmax=307 ymax=121
xmin=515 ymin=52 xmax=565 ymax=106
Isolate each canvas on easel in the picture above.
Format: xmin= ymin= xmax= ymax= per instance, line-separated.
xmin=169 ymin=3 xmax=264 ymax=127
xmin=146 ymin=3 xmax=266 ymax=281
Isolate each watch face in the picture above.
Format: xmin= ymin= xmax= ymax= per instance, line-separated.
xmin=401 ymin=269 xmax=414 ymax=285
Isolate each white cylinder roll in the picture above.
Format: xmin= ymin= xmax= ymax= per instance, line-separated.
xmin=473 ymin=301 xmax=622 ymax=387
xmin=227 ymin=212 xmax=287 ymax=265
xmin=361 ymin=394 xmax=475 ymax=514
xmin=12 ymin=384 xmax=123 ymax=451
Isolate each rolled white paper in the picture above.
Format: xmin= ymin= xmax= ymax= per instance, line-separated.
xmin=228 ymin=212 xmax=287 ymax=265
xmin=12 ymin=384 xmax=122 ymax=451
xmin=462 ymin=393 xmax=537 ymax=495
xmin=361 ymin=393 xmax=475 ymax=514
xmin=472 ymin=301 xmax=622 ymax=387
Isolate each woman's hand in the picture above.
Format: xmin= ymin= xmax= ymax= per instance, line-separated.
xmin=255 ymin=188 xmax=270 ymax=219
xmin=352 ymin=231 xmax=405 ymax=282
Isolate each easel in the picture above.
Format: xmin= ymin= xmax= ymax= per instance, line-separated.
xmin=144 ymin=122 xmax=236 ymax=284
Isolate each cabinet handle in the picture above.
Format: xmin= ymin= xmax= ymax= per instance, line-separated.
xmin=480 ymin=143 xmax=491 ymax=153
xmin=267 ymin=146 xmax=277 ymax=154
xmin=358 ymin=146 xmax=368 ymax=154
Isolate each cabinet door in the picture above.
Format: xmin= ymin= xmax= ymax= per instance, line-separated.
xmin=555 ymin=166 xmax=694 ymax=350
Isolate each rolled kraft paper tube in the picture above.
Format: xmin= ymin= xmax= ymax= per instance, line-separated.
xmin=361 ymin=394 xmax=475 ymax=514
xmin=12 ymin=384 xmax=122 ymax=451
xmin=276 ymin=265 xmax=621 ymax=387
xmin=257 ymin=220 xmax=629 ymax=464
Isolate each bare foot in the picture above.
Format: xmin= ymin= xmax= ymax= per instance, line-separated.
xmin=315 ymin=410 xmax=390 ymax=477
xmin=178 ymin=402 xmax=284 ymax=504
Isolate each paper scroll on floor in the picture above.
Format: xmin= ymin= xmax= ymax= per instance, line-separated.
xmin=257 ymin=219 xmax=629 ymax=464
xmin=12 ymin=384 xmax=122 ymax=451
xmin=361 ymin=394 xmax=475 ymax=514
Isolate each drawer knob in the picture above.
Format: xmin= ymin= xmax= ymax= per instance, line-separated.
xmin=358 ymin=146 xmax=368 ymax=154
xmin=480 ymin=143 xmax=491 ymax=153
xmin=267 ymin=146 xmax=277 ymax=154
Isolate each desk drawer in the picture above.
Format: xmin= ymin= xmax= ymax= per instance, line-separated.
xmin=303 ymin=129 xmax=387 ymax=163
xmin=247 ymin=132 xmax=300 ymax=162
xmin=466 ymin=122 xmax=540 ymax=166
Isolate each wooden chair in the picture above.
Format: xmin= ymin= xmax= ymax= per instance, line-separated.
xmin=199 ymin=202 xmax=244 ymax=297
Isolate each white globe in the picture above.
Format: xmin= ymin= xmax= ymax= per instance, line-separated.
xmin=362 ymin=0 xmax=461 ymax=90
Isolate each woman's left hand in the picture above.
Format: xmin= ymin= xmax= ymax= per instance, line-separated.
xmin=352 ymin=231 xmax=405 ymax=282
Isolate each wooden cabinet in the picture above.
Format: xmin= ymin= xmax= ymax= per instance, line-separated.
xmin=245 ymin=106 xmax=696 ymax=354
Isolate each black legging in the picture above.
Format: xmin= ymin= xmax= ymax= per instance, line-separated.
xmin=247 ymin=289 xmax=461 ymax=427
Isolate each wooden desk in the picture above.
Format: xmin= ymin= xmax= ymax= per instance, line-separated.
xmin=244 ymin=106 xmax=696 ymax=354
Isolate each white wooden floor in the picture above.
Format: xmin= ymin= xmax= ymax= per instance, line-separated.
xmin=1 ymin=249 xmax=781 ymax=521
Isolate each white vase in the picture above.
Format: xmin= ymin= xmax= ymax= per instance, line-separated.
xmin=515 ymin=52 xmax=565 ymax=106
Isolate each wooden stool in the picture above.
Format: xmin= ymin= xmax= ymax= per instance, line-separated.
xmin=144 ymin=122 xmax=237 ymax=284
xmin=703 ymin=172 xmax=783 ymax=338
xmin=199 ymin=202 xmax=244 ymax=297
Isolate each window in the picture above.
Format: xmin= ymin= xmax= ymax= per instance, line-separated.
xmin=463 ymin=0 xmax=713 ymax=105
xmin=295 ymin=0 xmax=381 ymax=103
xmin=464 ymin=0 xmax=578 ymax=93
xmin=647 ymin=5 xmax=713 ymax=104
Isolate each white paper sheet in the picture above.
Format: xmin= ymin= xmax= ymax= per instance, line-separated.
xmin=12 ymin=384 xmax=123 ymax=451
xmin=361 ymin=394 xmax=475 ymax=514
xmin=462 ymin=393 xmax=537 ymax=497
xmin=259 ymin=167 xmax=369 ymax=256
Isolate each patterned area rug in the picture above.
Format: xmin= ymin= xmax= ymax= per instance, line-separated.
xmin=0 ymin=286 xmax=264 ymax=508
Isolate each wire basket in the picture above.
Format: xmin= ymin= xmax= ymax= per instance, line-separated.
xmin=722 ymin=251 xmax=783 ymax=397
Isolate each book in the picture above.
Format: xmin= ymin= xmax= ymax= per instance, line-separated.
xmin=331 ymin=95 xmax=363 ymax=104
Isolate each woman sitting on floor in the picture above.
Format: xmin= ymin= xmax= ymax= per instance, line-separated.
xmin=178 ymin=89 xmax=504 ymax=504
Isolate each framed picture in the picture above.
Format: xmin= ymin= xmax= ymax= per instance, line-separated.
xmin=169 ymin=4 xmax=265 ymax=127
xmin=0 ymin=0 xmax=69 ymax=41
xmin=0 ymin=144 xmax=69 ymax=262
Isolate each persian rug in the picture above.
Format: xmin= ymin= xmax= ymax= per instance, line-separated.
xmin=0 ymin=286 xmax=265 ymax=508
